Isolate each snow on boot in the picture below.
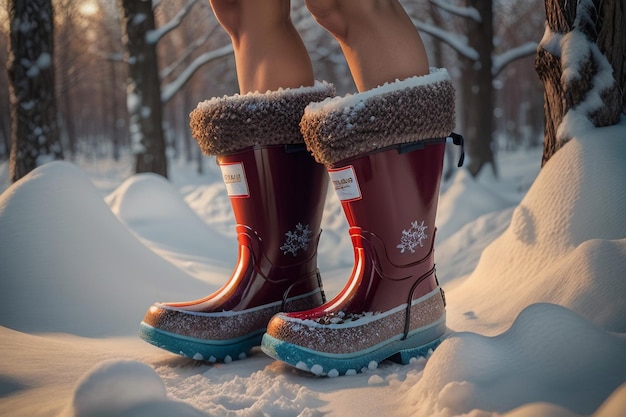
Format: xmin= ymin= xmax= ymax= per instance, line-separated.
xmin=262 ymin=69 xmax=458 ymax=376
xmin=139 ymin=82 xmax=335 ymax=362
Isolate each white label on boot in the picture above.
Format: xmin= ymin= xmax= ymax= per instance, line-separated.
xmin=328 ymin=165 xmax=362 ymax=202
xmin=220 ymin=162 xmax=249 ymax=198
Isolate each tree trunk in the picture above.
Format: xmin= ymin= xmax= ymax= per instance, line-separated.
xmin=60 ymin=80 xmax=77 ymax=160
xmin=463 ymin=0 xmax=496 ymax=177
xmin=0 ymin=113 xmax=10 ymax=159
xmin=7 ymin=0 xmax=62 ymax=183
xmin=535 ymin=0 xmax=624 ymax=166
xmin=110 ymin=56 xmax=121 ymax=162
xmin=117 ymin=0 xmax=168 ymax=178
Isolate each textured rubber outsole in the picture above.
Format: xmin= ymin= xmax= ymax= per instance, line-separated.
xmin=261 ymin=320 xmax=446 ymax=377
xmin=139 ymin=321 xmax=264 ymax=363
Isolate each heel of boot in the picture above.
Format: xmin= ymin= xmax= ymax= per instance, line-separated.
xmin=390 ymin=319 xmax=448 ymax=365
xmin=391 ymin=336 xmax=443 ymax=365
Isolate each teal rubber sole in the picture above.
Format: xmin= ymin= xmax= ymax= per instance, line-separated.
xmin=261 ymin=320 xmax=446 ymax=377
xmin=138 ymin=321 xmax=264 ymax=363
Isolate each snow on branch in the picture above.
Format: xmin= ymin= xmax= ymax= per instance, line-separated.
xmin=413 ymin=19 xmax=479 ymax=61
xmin=492 ymin=42 xmax=538 ymax=76
xmin=161 ymin=44 xmax=234 ymax=103
xmin=146 ymin=0 xmax=200 ymax=45
xmin=430 ymin=0 xmax=481 ymax=23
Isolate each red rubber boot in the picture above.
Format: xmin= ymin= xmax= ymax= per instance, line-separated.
xmin=140 ymin=82 xmax=335 ymax=362
xmin=262 ymin=69 xmax=459 ymax=376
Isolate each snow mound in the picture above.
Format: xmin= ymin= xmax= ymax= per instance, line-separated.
xmin=64 ymin=359 xmax=206 ymax=417
xmin=592 ymin=384 xmax=626 ymax=417
xmin=0 ymin=162 xmax=211 ymax=336
xmin=437 ymin=169 xmax=513 ymax=243
xmin=412 ymin=303 xmax=626 ymax=416
xmin=181 ymin=182 xmax=234 ymax=238
xmin=448 ymin=122 xmax=626 ymax=334
xmin=107 ymin=173 xmax=235 ymax=282
xmin=502 ymin=384 xmax=626 ymax=417
xmin=436 ymin=207 xmax=514 ymax=285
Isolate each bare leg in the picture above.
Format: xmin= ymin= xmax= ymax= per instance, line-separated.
xmin=305 ymin=0 xmax=429 ymax=91
xmin=210 ymin=0 xmax=314 ymax=94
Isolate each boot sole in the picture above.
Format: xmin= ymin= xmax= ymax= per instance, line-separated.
xmin=261 ymin=319 xmax=447 ymax=377
xmin=139 ymin=321 xmax=264 ymax=363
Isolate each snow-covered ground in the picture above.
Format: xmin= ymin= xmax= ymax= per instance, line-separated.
xmin=0 ymin=118 xmax=625 ymax=417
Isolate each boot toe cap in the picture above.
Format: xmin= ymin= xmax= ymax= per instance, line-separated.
xmin=141 ymin=302 xmax=272 ymax=341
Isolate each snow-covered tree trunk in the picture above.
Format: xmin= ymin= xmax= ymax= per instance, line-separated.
xmin=117 ymin=0 xmax=168 ymax=178
xmin=7 ymin=0 xmax=62 ymax=183
xmin=535 ymin=0 xmax=624 ymax=166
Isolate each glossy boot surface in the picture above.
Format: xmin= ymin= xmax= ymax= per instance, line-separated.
xmin=262 ymin=143 xmax=447 ymax=376
xmin=140 ymin=145 xmax=328 ymax=362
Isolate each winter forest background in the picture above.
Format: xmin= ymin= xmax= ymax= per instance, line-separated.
xmin=1 ymin=1 xmax=626 ymax=416
xmin=0 ymin=0 xmax=546 ymax=184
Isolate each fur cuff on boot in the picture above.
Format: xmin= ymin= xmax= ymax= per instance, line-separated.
xmin=190 ymin=82 xmax=335 ymax=156
xmin=300 ymin=68 xmax=456 ymax=166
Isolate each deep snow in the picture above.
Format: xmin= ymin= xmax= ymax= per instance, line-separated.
xmin=0 ymin=119 xmax=625 ymax=417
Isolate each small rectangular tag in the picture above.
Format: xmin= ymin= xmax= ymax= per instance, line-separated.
xmin=328 ymin=165 xmax=362 ymax=202
xmin=219 ymin=162 xmax=249 ymax=198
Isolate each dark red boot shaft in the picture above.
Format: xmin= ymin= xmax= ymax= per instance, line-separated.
xmin=291 ymin=143 xmax=445 ymax=318
xmin=219 ymin=145 xmax=328 ymax=269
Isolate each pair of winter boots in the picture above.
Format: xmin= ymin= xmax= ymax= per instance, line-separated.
xmin=139 ymin=69 xmax=460 ymax=376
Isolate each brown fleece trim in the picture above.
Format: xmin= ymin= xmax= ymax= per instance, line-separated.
xmin=189 ymin=82 xmax=335 ymax=156
xmin=300 ymin=69 xmax=456 ymax=166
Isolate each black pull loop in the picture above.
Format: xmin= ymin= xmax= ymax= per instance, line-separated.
xmin=447 ymin=133 xmax=465 ymax=167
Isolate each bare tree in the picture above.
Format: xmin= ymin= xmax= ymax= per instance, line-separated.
xmin=414 ymin=0 xmax=540 ymax=177
xmin=54 ymin=0 xmax=83 ymax=160
xmin=117 ymin=0 xmax=168 ymax=177
xmin=116 ymin=0 xmax=235 ymax=177
xmin=100 ymin=11 xmax=127 ymax=162
xmin=461 ymin=0 xmax=495 ymax=177
xmin=535 ymin=0 xmax=624 ymax=166
xmin=7 ymin=0 xmax=62 ymax=182
xmin=0 ymin=5 xmax=10 ymax=160
xmin=0 ymin=19 xmax=10 ymax=160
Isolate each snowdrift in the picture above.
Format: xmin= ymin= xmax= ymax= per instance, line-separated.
xmin=0 ymin=120 xmax=625 ymax=417
xmin=0 ymin=162 xmax=212 ymax=336
xmin=106 ymin=173 xmax=235 ymax=282
xmin=412 ymin=303 xmax=626 ymax=416
xmin=447 ymin=123 xmax=626 ymax=335
xmin=436 ymin=169 xmax=514 ymax=243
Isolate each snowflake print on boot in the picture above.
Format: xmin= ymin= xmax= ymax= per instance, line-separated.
xmin=281 ymin=223 xmax=313 ymax=256
xmin=397 ymin=220 xmax=428 ymax=253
